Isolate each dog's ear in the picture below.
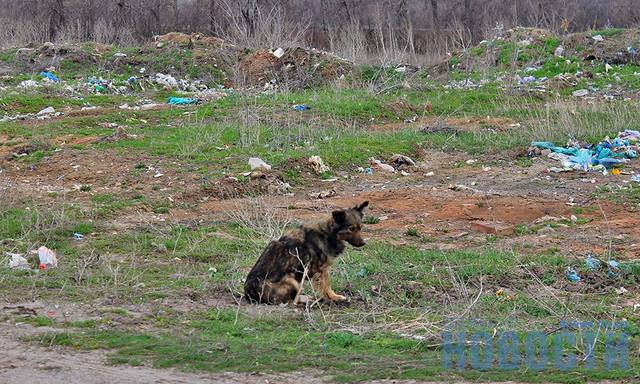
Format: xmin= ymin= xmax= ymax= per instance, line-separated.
xmin=332 ymin=210 xmax=346 ymax=223
xmin=355 ymin=201 xmax=369 ymax=213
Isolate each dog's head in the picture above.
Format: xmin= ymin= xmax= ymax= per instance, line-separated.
xmin=332 ymin=201 xmax=369 ymax=247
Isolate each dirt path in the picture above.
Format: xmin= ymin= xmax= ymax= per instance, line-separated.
xmin=0 ymin=322 xmax=329 ymax=384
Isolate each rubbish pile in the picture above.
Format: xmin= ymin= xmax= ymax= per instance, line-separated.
xmin=531 ymin=130 xmax=640 ymax=174
xmin=154 ymin=73 xmax=208 ymax=92
xmin=566 ymin=253 xmax=624 ymax=283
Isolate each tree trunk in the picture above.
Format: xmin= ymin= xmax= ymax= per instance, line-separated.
xmin=430 ymin=0 xmax=438 ymax=28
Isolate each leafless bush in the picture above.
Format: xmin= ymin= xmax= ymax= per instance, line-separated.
xmin=225 ymin=196 xmax=292 ymax=242
xmin=215 ymin=1 xmax=309 ymax=49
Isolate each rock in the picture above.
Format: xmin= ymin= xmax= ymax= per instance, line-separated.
xmin=470 ymin=221 xmax=514 ymax=236
xmin=308 ymin=189 xmax=336 ymax=199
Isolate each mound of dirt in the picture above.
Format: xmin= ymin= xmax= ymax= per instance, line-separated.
xmin=155 ymin=32 xmax=228 ymax=48
xmin=563 ymin=29 xmax=640 ymax=64
xmin=428 ymin=27 xmax=640 ymax=75
xmin=3 ymin=32 xmax=353 ymax=90
xmin=237 ymin=47 xmax=352 ymax=89
xmin=14 ymin=42 xmax=102 ymax=71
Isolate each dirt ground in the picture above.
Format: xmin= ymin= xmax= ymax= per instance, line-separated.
xmin=3 ymin=137 xmax=638 ymax=260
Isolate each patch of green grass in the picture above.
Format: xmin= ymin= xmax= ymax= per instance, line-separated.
xmin=591 ymin=28 xmax=625 ymax=37
xmin=597 ymin=184 xmax=640 ymax=210
xmin=21 ymin=315 xmax=56 ymax=327
xmin=34 ymin=306 xmax=640 ymax=382
xmin=405 ymin=227 xmax=419 ymax=237
xmin=363 ymin=216 xmax=380 ymax=224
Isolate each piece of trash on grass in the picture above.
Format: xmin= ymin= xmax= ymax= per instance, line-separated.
xmin=585 ymin=254 xmax=600 ymax=270
xmin=631 ymin=175 xmax=640 ymax=183
xmin=273 ymin=47 xmax=285 ymax=58
xmin=167 ymin=97 xmax=198 ymax=105
xmin=614 ymin=287 xmax=629 ymax=295
xmin=8 ymin=253 xmax=30 ymax=270
xmin=37 ymin=246 xmax=58 ymax=269
xmin=37 ymin=107 xmax=56 ymax=116
xmin=39 ymin=71 xmax=59 ymax=82
xmin=248 ymin=157 xmax=271 ymax=171
xmin=565 ymin=267 xmax=581 ymax=282
xmin=308 ymin=155 xmax=329 ymax=174
xmin=73 ymin=233 xmax=84 ymax=240
xmin=292 ymin=104 xmax=309 ymax=111
xmin=369 ymin=158 xmax=395 ymax=173
xmin=592 ymin=34 xmax=604 ymax=42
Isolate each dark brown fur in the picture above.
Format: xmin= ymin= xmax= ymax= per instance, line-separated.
xmin=244 ymin=201 xmax=369 ymax=304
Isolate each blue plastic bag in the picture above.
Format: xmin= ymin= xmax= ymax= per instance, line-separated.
xmin=566 ymin=267 xmax=581 ymax=282
xmin=292 ymin=104 xmax=309 ymax=111
xmin=40 ymin=71 xmax=59 ymax=82
xmin=168 ymin=97 xmax=198 ymax=105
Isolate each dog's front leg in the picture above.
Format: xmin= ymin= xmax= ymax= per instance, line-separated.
xmin=313 ymin=268 xmax=346 ymax=302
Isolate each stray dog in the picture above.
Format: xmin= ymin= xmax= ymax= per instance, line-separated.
xmin=244 ymin=201 xmax=369 ymax=304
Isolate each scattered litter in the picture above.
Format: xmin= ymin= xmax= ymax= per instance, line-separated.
xmin=155 ymin=73 xmax=178 ymax=89
xmin=114 ymin=52 xmax=127 ymax=58
xmin=309 ymin=189 xmax=336 ymax=199
xmin=8 ymin=253 xmax=30 ymax=270
xmin=465 ymin=159 xmax=477 ymax=165
xmin=519 ymin=75 xmax=536 ymax=85
xmin=554 ymin=45 xmax=565 ymax=57
xmin=566 ymin=267 xmax=581 ymax=282
xmin=73 ymin=233 xmax=84 ymax=240
xmin=18 ymin=80 xmax=39 ymax=88
xmin=167 ymin=97 xmax=198 ymax=105
xmin=532 ymin=132 xmax=638 ymax=173
xmin=614 ymin=287 xmax=629 ymax=295
xmin=292 ymin=104 xmax=309 ymax=111
xmin=631 ymin=175 xmax=640 ymax=183
xmin=248 ymin=157 xmax=271 ymax=171
xmin=619 ymin=130 xmax=640 ymax=142
xmin=608 ymin=259 xmax=620 ymax=278
xmin=308 ymin=155 xmax=330 ymax=174
xmin=605 ymin=63 xmax=613 ymax=73
xmin=37 ymin=246 xmax=58 ymax=269
xmin=592 ymin=34 xmax=604 ymax=42
xmin=39 ymin=71 xmax=59 ymax=82
xmin=273 ymin=47 xmax=285 ymax=58
xmin=585 ymin=254 xmax=601 ymax=270
xmin=400 ymin=171 xmax=410 ymax=176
